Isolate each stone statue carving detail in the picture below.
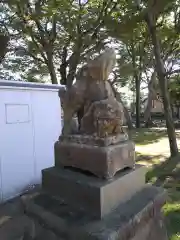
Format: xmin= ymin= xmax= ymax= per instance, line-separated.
xmin=59 ymin=48 xmax=124 ymax=138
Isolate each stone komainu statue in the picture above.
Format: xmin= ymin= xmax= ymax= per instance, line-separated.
xmin=59 ymin=48 xmax=124 ymax=138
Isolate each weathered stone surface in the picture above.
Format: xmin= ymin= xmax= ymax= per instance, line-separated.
xmin=34 ymin=229 xmax=61 ymax=240
xmin=59 ymin=133 xmax=129 ymax=147
xmin=42 ymin=165 xmax=146 ymax=219
xmin=23 ymin=186 xmax=168 ymax=240
xmin=130 ymin=213 xmax=168 ymax=240
xmin=0 ymin=212 xmax=63 ymax=240
xmin=55 ymin=139 xmax=135 ymax=179
xmin=59 ymin=48 xmax=125 ymax=137
xmin=80 ymin=95 xmax=124 ymax=137
xmin=0 ymin=215 xmax=36 ymax=240
xmin=0 ymin=196 xmax=24 ymax=219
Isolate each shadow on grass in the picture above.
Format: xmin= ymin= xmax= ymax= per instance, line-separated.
xmin=164 ymin=199 xmax=180 ymax=240
xmin=146 ymin=154 xmax=180 ymax=186
xmin=135 ymin=152 xmax=164 ymax=165
xmin=146 ymin=154 xmax=180 ymax=240
xmin=131 ymin=128 xmax=167 ymax=145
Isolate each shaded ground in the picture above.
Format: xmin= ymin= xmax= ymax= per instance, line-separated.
xmin=132 ymin=128 xmax=180 ymax=240
xmin=147 ymin=156 xmax=180 ymax=240
xmin=0 ymin=193 xmax=60 ymax=239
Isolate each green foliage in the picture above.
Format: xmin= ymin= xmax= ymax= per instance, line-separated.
xmin=169 ymin=76 xmax=180 ymax=106
xmin=0 ymin=0 xmax=179 ymax=90
xmin=0 ymin=0 xmax=117 ymax=84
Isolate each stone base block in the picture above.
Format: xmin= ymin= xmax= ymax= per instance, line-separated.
xmin=58 ymin=134 xmax=129 ymax=147
xmin=42 ymin=165 xmax=146 ymax=219
xmin=55 ymin=137 xmax=135 ymax=179
xmin=22 ymin=186 xmax=168 ymax=240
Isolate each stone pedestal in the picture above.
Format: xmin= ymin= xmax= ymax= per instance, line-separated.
xmin=55 ymin=134 xmax=135 ymax=179
xmin=22 ymin=134 xmax=168 ymax=240
xmin=42 ymin=165 xmax=146 ymax=218
xmin=23 ymin=186 xmax=168 ymax=240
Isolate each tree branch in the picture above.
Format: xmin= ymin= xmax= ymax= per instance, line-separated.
xmin=16 ymin=2 xmax=48 ymax=63
xmin=23 ymin=48 xmax=44 ymax=63
xmin=166 ymin=68 xmax=180 ymax=76
xmin=50 ymin=14 xmax=57 ymax=43
xmin=83 ymin=0 xmax=117 ymax=38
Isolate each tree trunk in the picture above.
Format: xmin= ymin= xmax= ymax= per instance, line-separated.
xmin=144 ymin=96 xmax=153 ymax=125
xmin=135 ymin=73 xmax=141 ymax=128
xmin=176 ymin=107 xmax=178 ymax=118
xmin=177 ymin=107 xmax=180 ymax=119
xmin=131 ymin=43 xmax=141 ymax=128
xmin=124 ymin=105 xmax=133 ymax=130
xmin=116 ymin=93 xmax=133 ymax=130
xmin=59 ymin=46 xmax=68 ymax=85
xmin=66 ymin=51 xmax=81 ymax=89
xmin=145 ymin=116 xmax=153 ymax=128
xmin=110 ymin=82 xmax=133 ymax=130
xmin=66 ymin=51 xmax=82 ymax=126
xmin=171 ymin=104 xmax=174 ymax=118
xmin=0 ymin=35 xmax=9 ymax=64
xmin=145 ymin=13 xmax=178 ymax=157
xmin=144 ymin=71 xmax=157 ymax=124
xmin=47 ymin=54 xmax=58 ymax=84
xmin=49 ymin=66 xmax=58 ymax=84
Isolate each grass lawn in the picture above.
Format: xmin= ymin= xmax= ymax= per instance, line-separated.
xmin=131 ymin=128 xmax=167 ymax=146
xmin=132 ymin=128 xmax=180 ymax=240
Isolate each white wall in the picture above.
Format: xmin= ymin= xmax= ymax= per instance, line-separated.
xmin=0 ymin=81 xmax=62 ymax=202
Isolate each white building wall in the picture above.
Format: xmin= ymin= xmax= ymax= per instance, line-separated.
xmin=0 ymin=81 xmax=63 ymax=202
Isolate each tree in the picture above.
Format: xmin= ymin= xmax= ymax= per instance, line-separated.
xmin=0 ymin=4 xmax=10 ymax=64
xmin=105 ymin=4 xmax=154 ymax=128
xmin=143 ymin=70 xmax=157 ymax=125
xmin=2 ymin=0 xmax=118 ymax=86
xmin=109 ymin=76 xmax=134 ymax=130
xmin=1 ymin=0 xmax=122 ymax=126
xmin=169 ymin=75 xmax=180 ymax=118
xmin=135 ymin=0 xmax=179 ymax=156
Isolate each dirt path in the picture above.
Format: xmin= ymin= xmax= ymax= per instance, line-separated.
xmin=135 ymin=129 xmax=180 ymax=166
xmin=136 ymin=137 xmax=171 ymax=157
xmin=136 ymin=137 xmax=180 ymax=156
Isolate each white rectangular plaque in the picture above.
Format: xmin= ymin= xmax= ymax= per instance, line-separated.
xmin=5 ymin=104 xmax=30 ymax=124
